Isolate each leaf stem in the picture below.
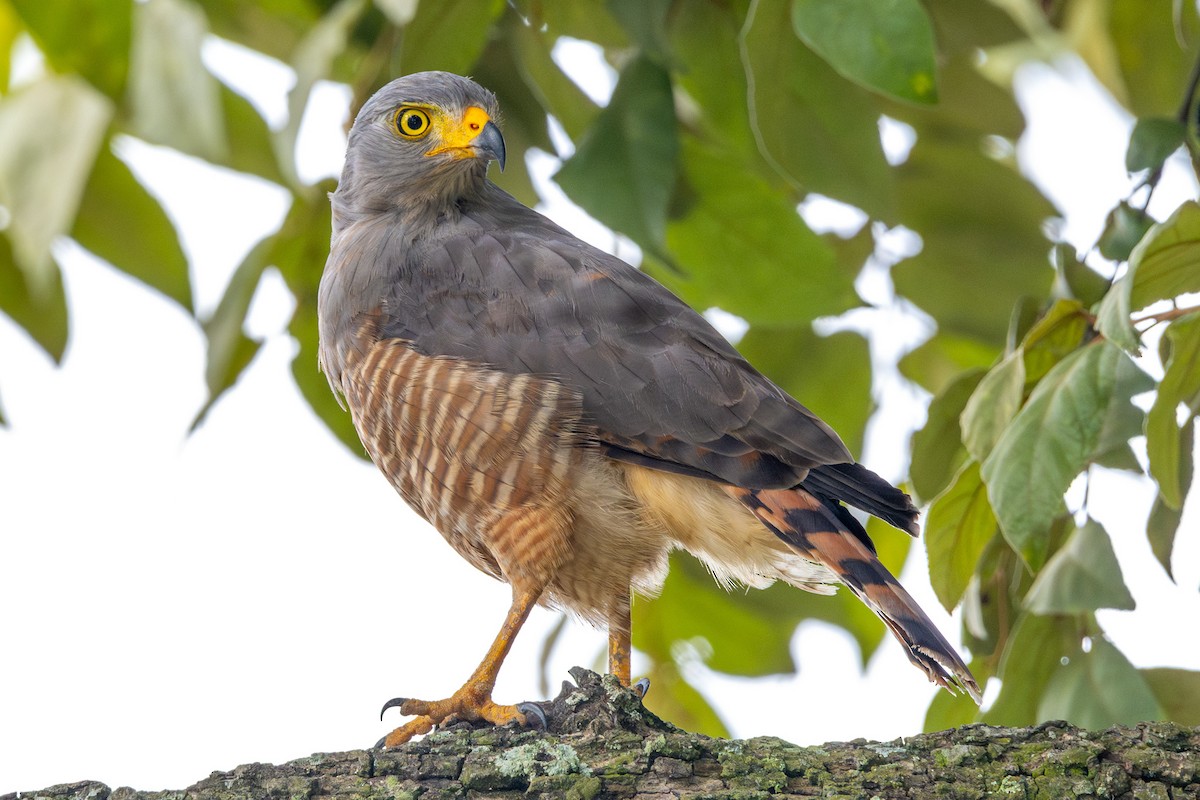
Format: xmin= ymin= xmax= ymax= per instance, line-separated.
xmin=1131 ymin=303 xmax=1200 ymax=327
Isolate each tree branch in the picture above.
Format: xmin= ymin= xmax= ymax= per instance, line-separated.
xmin=7 ymin=669 xmax=1198 ymax=799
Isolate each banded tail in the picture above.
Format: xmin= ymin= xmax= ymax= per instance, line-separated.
xmin=729 ymin=484 xmax=982 ymax=702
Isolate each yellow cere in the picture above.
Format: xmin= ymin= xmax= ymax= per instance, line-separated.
xmin=426 ymin=106 xmax=492 ymax=159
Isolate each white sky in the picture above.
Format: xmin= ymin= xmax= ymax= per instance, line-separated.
xmin=2 ymin=39 xmax=1199 ymax=793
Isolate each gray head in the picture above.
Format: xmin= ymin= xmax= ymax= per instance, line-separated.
xmin=332 ymin=71 xmax=506 ymax=228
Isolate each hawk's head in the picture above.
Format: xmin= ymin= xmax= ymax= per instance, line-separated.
xmin=336 ymin=71 xmax=505 ymax=221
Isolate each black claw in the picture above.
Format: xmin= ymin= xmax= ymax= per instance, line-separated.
xmin=373 ymin=735 xmax=388 ymax=750
xmin=516 ymin=701 xmax=547 ymax=730
xmin=380 ymin=697 xmax=408 ymax=721
xmin=633 ymin=678 xmax=650 ymax=699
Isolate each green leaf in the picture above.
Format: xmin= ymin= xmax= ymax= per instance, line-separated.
xmin=271 ymin=184 xmax=364 ymax=455
xmin=884 ymin=47 xmax=1024 ymax=141
xmin=1126 ymin=117 xmax=1186 ymax=173
xmin=397 ymin=0 xmax=505 ymax=76
xmin=193 ymin=236 xmax=273 ymax=429
xmin=634 ymin=553 xmax=808 ymax=678
xmin=1093 ymin=442 xmax=1142 ymax=473
xmin=908 ymin=0 xmax=1024 ymax=59
xmin=1095 ymin=272 xmax=1140 ymax=354
xmin=1038 ymin=638 xmax=1165 ymax=728
xmin=667 ymin=0 xmax=758 ymax=155
xmin=1142 ymin=668 xmax=1200 ymax=726
xmin=1018 ymin=299 xmax=1091 ymax=387
xmin=959 ymin=537 xmax=1035 ymax=659
xmin=217 ymin=80 xmax=288 ymax=186
xmin=1127 ymin=200 xmax=1200 ymax=311
xmin=1024 ymin=519 xmax=1135 ymax=614
xmin=277 ymin=0 xmax=368 ymax=189
xmin=507 ymin=17 xmax=599 ymax=143
xmin=984 ymin=611 xmax=1077 ymax=727
xmin=0 ymin=75 xmax=112 ymax=297
xmin=1146 ymin=494 xmax=1181 ymax=580
xmin=606 ymin=0 xmax=672 ymax=65
xmin=960 ymin=351 xmax=1025 ymax=463
xmin=128 ymin=0 xmax=227 ymax=163
xmin=910 ymin=368 xmax=985 ymax=502
xmin=0 ymin=3 xmax=17 ymax=93
xmin=71 ymin=143 xmax=193 ymax=311
xmin=981 ymin=341 xmax=1153 ymax=569
xmin=892 ymin=140 xmax=1056 ymax=346
xmin=924 ymin=461 xmax=996 ymax=613
xmin=1147 ymin=417 xmax=1193 ymax=581
xmin=1005 ymin=295 xmax=1041 ymax=354
xmin=740 ymin=0 xmax=894 ymax=220
xmin=791 ymin=0 xmax=938 ymax=104
xmin=0 ymin=231 xmax=69 ymax=361
xmin=534 ymin=0 xmax=627 ymax=49
xmin=656 ymin=137 xmax=847 ymax=325
xmin=1110 ymin=0 xmax=1200 ymax=118
xmin=201 ymin=0 xmax=319 ymax=64
xmin=10 ymin=0 xmax=131 ymax=100
xmin=1097 ymin=201 xmax=1154 ymax=263
xmin=1147 ymin=312 xmax=1200 ymax=509
xmin=900 ymin=334 xmax=999 ymax=395
xmin=1098 ymin=200 xmax=1200 ymax=355
xmin=554 ymin=54 xmax=677 ymax=258
xmin=1092 ymin=361 xmax=1150 ymax=472
xmin=1051 ymin=242 xmax=1110 ymax=307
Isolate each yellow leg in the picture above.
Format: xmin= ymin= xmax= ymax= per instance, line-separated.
xmin=382 ymin=581 xmax=543 ymax=747
xmin=607 ymin=592 xmax=632 ymax=686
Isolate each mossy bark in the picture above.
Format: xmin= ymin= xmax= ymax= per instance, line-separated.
xmin=7 ymin=669 xmax=1198 ymax=800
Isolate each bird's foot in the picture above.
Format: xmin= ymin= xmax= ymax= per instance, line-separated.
xmin=378 ymin=687 xmax=547 ymax=748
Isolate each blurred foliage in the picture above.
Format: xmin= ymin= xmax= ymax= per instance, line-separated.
xmin=1 ymin=0 xmax=1198 ymax=735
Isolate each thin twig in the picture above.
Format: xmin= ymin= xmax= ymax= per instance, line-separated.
xmin=1131 ymin=303 xmax=1200 ymax=326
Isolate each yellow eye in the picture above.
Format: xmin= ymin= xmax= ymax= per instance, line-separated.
xmin=393 ymin=107 xmax=431 ymax=138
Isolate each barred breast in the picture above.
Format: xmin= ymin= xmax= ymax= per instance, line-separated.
xmin=334 ymin=327 xmax=836 ymax=632
xmin=339 ymin=330 xmax=585 ymax=587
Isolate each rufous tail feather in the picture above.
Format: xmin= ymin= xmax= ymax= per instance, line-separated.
xmin=728 ymin=485 xmax=981 ymax=703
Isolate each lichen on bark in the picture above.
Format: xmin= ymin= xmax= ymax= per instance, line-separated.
xmin=6 ymin=668 xmax=1199 ymax=799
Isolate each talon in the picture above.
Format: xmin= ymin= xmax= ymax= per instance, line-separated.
xmin=373 ymin=735 xmax=388 ymax=750
xmin=380 ymin=696 xmax=408 ymax=720
xmin=516 ymin=701 xmax=547 ymax=730
xmin=633 ymin=678 xmax=650 ymax=699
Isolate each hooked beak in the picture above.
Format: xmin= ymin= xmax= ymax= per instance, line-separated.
xmin=426 ymin=107 xmax=507 ymax=171
xmin=474 ymin=120 xmax=506 ymax=171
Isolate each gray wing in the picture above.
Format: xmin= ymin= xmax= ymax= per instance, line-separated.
xmin=379 ymin=186 xmax=919 ymax=533
xmin=377 ymin=184 xmax=851 ymax=491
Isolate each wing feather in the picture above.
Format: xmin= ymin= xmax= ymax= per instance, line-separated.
xmin=378 ymin=184 xmax=879 ymax=503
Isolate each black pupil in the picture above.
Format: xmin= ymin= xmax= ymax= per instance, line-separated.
xmin=404 ymin=113 xmax=422 ymax=131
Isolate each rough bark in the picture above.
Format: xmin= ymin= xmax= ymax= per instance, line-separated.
xmin=8 ymin=669 xmax=1199 ymax=800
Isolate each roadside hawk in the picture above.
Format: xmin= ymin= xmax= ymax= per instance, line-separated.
xmin=317 ymin=71 xmax=980 ymax=747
